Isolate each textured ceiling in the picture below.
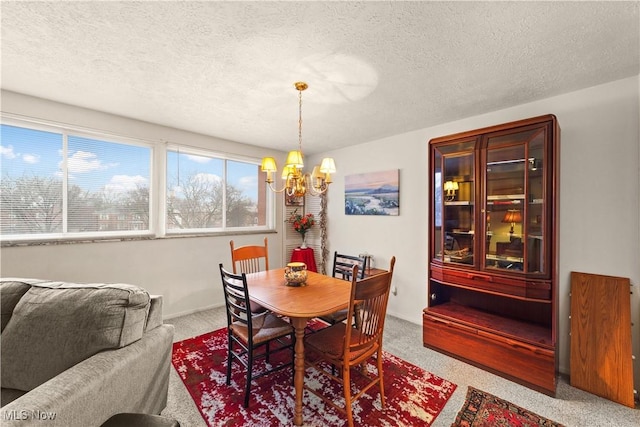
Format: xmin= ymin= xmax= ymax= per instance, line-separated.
xmin=2 ymin=1 xmax=639 ymax=155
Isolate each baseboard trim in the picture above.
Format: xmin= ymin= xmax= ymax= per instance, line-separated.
xmin=386 ymin=309 xmax=421 ymax=326
xmin=163 ymin=303 xmax=224 ymax=321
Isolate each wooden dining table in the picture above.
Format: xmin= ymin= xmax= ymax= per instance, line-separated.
xmin=244 ymin=267 xmax=352 ymax=426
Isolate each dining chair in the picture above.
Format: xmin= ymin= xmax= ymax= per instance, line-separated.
xmin=318 ymin=252 xmax=368 ymax=325
xmin=332 ymin=251 xmax=367 ymax=281
xmin=304 ymin=256 xmax=396 ymax=427
xmin=219 ymin=264 xmax=295 ymax=408
xmin=230 ymin=237 xmax=269 ymax=313
xmin=230 ymin=237 xmax=270 ymax=274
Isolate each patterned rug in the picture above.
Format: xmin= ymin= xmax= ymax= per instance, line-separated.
xmin=172 ymin=324 xmax=457 ymax=426
xmin=452 ymin=386 xmax=564 ymax=427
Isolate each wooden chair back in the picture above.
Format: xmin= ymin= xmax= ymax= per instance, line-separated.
xmin=230 ymin=237 xmax=269 ymax=274
xmin=303 ymin=256 xmax=397 ymax=426
xmin=345 ymin=256 xmax=395 ymax=357
xmin=219 ymin=263 xmax=295 ymax=408
xmin=219 ymin=264 xmax=253 ymax=333
xmin=332 ymin=251 xmax=367 ymax=280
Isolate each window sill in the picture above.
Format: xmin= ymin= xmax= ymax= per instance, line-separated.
xmin=1 ymin=229 xmax=277 ymax=247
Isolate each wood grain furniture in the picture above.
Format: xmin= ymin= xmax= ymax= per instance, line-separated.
xmin=230 ymin=237 xmax=269 ymax=274
xmin=230 ymin=237 xmax=270 ymax=313
xmin=304 ymin=258 xmax=395 ymax=427
xmin=424 ymin=115 xmax=560 ymax=396
xmin=319 ymin=252 xmax=368 ymax=325
xmin=244 ymin=268 xmax=353 ymax=426
xmin=365 ymin=268 xmax=388 ymax=278
xmin=570 ymin=271 xmax=634 ymax=408
xmin=219 ymin=265 xmax=295 ymax=408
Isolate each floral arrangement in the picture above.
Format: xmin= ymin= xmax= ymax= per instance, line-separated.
xmin=287 ymin=209 xmax=315 ymax=236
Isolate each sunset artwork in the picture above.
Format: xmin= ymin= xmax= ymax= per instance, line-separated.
xmin=345 ymin=169 xmax=399 ymax=216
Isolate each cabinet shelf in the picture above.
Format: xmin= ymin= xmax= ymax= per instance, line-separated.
xmin=425 ymin=302 xmax=553 ymax=349
xmin=487 ymin=200 xmax=522 ymax=206
xmin=487 ymin=194 xmax=525 ymax=200
xmin=486 ymin=253 xmax=524 ymax=263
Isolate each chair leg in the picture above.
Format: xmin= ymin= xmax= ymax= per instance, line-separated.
xmin=265 ymin=341 xmax=270 ymax=364
xmin=343 ymin=365 xmax=354 ymax=427
xmin=377 ymin=348 xmax=385 ymax=407
xmin=226 ymin=333 xmax=233 ymax=385
xmin=244 ymin=348 xmax=254 ymax=408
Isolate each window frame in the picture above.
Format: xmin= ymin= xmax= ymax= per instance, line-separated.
xmin=163 ymin=143 xmax=275 ymax=236
xmin=0 ymin=116 xmax=275 ymax=245
xmin=1 ymin=117 xmax=155 ymax=243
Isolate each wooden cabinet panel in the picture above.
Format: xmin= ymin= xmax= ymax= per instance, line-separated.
xmin=424 ymin=312 xmax=556 ymax=394
xmin=570 ymin=271 xmax=634 ymax=408
xmin=432 ymin=264 xmax=551 ymax=300
xmin=425 ymin=115 xmax=559 ymax=396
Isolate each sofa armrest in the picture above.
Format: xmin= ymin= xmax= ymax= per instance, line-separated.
xmin=146 ymin=295 xmax=164 ymax=331
xmin=1 ymin=324 xmax=175 ymax=427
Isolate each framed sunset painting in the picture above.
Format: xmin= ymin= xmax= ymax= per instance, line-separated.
xmin=344 ymin=169 xmax=399 ymax=216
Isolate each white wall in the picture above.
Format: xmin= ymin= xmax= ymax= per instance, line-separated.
xmin=311 ymin=76 xmax=640 ymax=384
xmin=1 ymin=233 xmax=283 ymax=318
xmin=0 ymin=91 xmax=286 ymax=318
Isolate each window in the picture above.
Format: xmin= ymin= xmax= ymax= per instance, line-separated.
xmin=1 ymin=118 xmax=274 ymax=243
xmin=166 ymin=147 xmax=270 ymax=233
xmin=1 ymin=125 xmax=63 ymax=235
xmin=1 ymin=122 xmax=152 ymax=240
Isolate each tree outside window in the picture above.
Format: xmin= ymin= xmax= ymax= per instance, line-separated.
xmin=166 ymin=150 xmax=267 ymax=231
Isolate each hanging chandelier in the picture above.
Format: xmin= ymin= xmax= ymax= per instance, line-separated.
xmin=261 ymin=82 xmax=336 ymax=197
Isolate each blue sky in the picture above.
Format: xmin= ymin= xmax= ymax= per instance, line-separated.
xmin=1 ymin=124 xmax=259 ymax=201
xmin=1 ymin=125 xmax=62 ymax=177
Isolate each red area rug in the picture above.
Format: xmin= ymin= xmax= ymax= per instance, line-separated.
xmin=452 ymin=386 xmax=564 ymax=427
xmin=172 ymin=324 xmax=456 ymax=426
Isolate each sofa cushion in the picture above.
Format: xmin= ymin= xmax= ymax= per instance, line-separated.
xmin=0 ymin=387 xmax=26 ymax=407
xmin=0 ymin=281 xmax=32 ymax=332
xmin=0 ymin=282 xmax=150 ymax=391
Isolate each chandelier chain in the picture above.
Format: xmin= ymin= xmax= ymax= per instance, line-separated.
xmin=260 ymin=81 xmax=334 ymax=197
xmin=298 ymin=87 xmax=303 ymax=153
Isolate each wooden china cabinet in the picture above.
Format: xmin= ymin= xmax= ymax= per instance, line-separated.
xmin=424 ymin=115 xmax=560 ymax=396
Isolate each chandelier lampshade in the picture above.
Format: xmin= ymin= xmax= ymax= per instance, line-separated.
xmin=285 ymin=150 xmax=304 ymax=169
xmin=281 ymin=165 xmax=295 ymax=179
xmin=320 ymin=157 xmax=336 ymax=173
xmin=261 ymin=157 xmax=277 ymax=171
xmin=261 ymin=82 xmax=336 ymax=197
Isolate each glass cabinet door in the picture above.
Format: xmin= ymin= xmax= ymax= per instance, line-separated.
xmin=483 ymin=125 xmax=547 ymax=275
xmin=526 ymin=132 xmax=545 ymax=274
xmin=433 ymin=139 xmax=476 ymax=266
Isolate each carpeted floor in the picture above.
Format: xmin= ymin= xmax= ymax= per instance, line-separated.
xmin=172 ymin=326 xmax=456 ymax=426
xmin=162 ymin=307 xmax=640 ymax=427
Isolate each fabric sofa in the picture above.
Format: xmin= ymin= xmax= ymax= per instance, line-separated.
xmin=0 ymin=278 xmax=175 ymax=427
